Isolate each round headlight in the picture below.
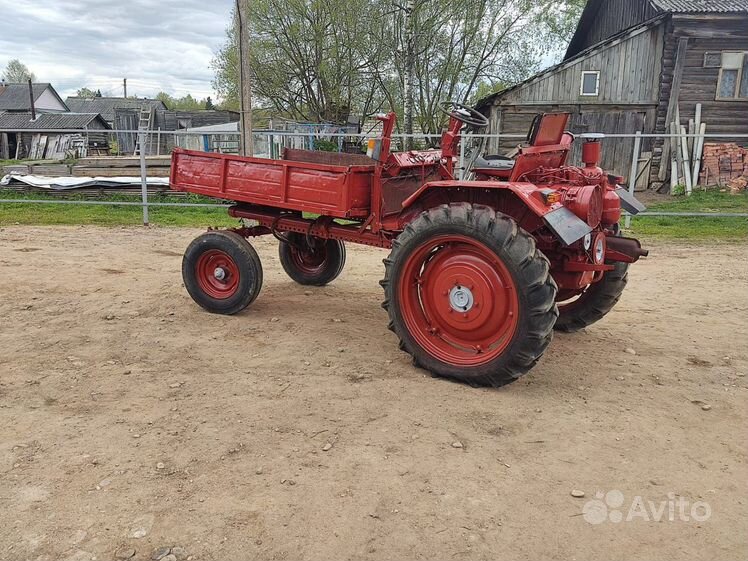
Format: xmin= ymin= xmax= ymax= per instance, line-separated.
xmin=593 ymin=234 xmax=606 ymax=265
xmin=583 ymin=233 xmax=592 ymax=251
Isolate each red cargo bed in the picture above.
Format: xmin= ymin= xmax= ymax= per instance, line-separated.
xmin=170 ymin=148 xmax=376 ymax=219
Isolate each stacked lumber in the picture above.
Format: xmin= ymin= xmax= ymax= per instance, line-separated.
xmin=71 ymin=156 xmax=172 ymax=178
xmin=700 ymin=143 xmax=748 ymax=193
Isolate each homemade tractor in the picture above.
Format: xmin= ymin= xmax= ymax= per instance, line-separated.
xmin=170 ymin=103 xmax=648 ymax=387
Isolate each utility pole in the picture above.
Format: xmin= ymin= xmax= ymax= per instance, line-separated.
xmin=403 ymin=0 xmax=416 ymax=151
xmin=236 ymin=0 xmax=254 ymax=156
xmin=123 ymin=78 xmax=127 ymax=98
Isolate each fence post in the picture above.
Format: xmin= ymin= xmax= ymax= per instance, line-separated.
xmin=458 ymin=132 xmax=467 ymax=180
xmin=625 ymin=131 xmax=642 ymax=229
xmin=138 ymin=131 xmax=149 ymax=226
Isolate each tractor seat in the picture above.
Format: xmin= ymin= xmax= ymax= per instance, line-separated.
xmin=472 ymin=155 xmax=515 ymax=179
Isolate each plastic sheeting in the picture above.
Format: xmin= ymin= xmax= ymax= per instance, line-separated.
xmin=0 ymin=174 xmax=170 ymax=190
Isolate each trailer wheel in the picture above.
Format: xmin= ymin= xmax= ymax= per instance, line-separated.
xmin=278 ymin=233 xmax=345 ymax=286
xmin=182 ymin=231 xmax=263 ymax=315
xmin=554 ymin=260 xmax=629 ymax=333
xmin=381 ymin=203 xmax=558 ymax=388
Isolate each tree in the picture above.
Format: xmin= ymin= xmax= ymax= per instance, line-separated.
xmin=212 ymin=0 xmax=584 ymax=132
xmin=155 ymin=92 xmax=207 ymax=111
xmin=76 ymin=87 xmax=98 ymax=99
xmin=2 ymin=59 xmax=36 ymax=83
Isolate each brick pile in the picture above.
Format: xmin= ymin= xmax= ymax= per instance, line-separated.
xmin=700 ymin=143 xmax=748 ymax=193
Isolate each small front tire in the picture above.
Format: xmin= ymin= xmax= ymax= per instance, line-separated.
xmin=182 ymin=231 xmax=263 ymax=315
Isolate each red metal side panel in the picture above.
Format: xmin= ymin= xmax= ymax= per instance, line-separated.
xmin=170 ymin=149 xmax=373 ymax=218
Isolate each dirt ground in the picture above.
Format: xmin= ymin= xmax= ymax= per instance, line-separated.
xmin=0 ymin=226 xmax=746 ymax=561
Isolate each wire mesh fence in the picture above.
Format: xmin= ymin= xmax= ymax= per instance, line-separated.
xmin=1 ymin=128 xmax=746 ymax=226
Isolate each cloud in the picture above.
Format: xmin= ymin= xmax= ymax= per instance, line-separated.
xmin=0 ymin=0 xmax=234 ymax=99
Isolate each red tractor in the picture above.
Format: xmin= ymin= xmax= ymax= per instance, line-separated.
xmin=170 ymin=103 xmax=648 ymax=387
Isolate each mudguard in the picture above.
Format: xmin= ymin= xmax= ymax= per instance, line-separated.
xmin=400 ymin=180 xmax=592 ymax=245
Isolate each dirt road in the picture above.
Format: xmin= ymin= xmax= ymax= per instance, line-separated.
xmin=1 ymin=226 xmax=746 ymax=561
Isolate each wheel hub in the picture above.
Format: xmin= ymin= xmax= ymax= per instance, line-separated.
xmin=449 ymin=285 xmax=474 ymax=312
xmin=213 ymin=267 xmax=227 ymax=281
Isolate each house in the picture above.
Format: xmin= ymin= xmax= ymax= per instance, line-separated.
xmin=476 ymin=0 xmax=748 ymax=188
xmin=0 ymin=82 xmax=69 ymax=113
xmin=66 ymin=95 xmax=239 ymax=155
xmin=0 ymin=112 xmax=110 ymax=159
xmin=64 ymin=96 xmax=167 ymax=127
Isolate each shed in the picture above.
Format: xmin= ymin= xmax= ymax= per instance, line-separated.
xmin=476 ymin=0 xmax=748 ymax=188
xmin=0 ymin=112 xmax=110 ymax=159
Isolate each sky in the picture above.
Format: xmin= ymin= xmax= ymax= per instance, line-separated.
xmin=0 ymin=0 xmax=235 ymax=100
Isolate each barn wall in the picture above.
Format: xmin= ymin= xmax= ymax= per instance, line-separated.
xmin=567 ymin=0 xmax=659 ymax=57
xmin=651 ymin=14 xmax=748 ymax=181
xmin=488 ymin=105 xmax=656 ymax=179
xmin=502 ymin=23 xmax=664 ymax=107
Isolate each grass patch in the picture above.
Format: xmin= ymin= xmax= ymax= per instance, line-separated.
xmin=0 ymin=190 xmax=236 ymax=228
xmin=625 ymin=190 xmax=748 ymax=241
xmin=1 ymin=187 xmax=747 ymax=241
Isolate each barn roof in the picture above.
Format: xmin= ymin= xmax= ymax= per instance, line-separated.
xmin=650 ymin=0 xmax=748 ymax=11
xmin=64 ymin=96 xmax=167 ymax=122
xmin=565 ymin=0 xmax=748 ymax=59
xmin=0 ymin=111 xmax=110 ymax=131
xmin=0 ymin=83 xmax=69 ymax=112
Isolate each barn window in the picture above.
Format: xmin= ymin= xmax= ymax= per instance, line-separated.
xmin=717 ymin=52 xmax=748 ymax=100
xmin=580 ymin=71 xmax=600 ymax=96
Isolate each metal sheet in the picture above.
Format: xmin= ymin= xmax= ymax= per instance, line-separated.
xmin=616 ymin=188 xmax=647 ymax=215
xmin=543 ymin=206 xmax=593 ymax=246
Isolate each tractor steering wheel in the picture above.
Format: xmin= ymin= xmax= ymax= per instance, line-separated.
xmin=439 ymin=101 xmax=490 ymax=129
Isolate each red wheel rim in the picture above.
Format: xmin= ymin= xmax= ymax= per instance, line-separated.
xmin=397 ymin=234 xmax=520 ymax=367
xmin=289 ymin=240 xmax=327 ymax=275
xmin=195 ymin=249 xmax=240 ymax=299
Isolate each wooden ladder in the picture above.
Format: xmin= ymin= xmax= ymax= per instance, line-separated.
xmin=133 ymin=105 xmax=153 ymax=156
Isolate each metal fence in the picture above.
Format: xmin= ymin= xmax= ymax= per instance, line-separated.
xmin=1 ymin=128 xmax=746 ymax=227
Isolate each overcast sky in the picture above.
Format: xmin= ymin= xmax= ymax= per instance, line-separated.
xmin=0 ymin=0 xmax=234 ymax=100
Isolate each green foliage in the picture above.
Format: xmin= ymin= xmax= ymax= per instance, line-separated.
xmin=76 ymin=87 xmax=102 ymax=99
xmin=155 ymin=92 xmax=216 ymax=111
xmin=1 ymin=59 xmax=36 ymax=83
xmin=212 ymin=0 xmax=584 ymax=130
xmin=313 ymin=139 xmax=339 ymax=152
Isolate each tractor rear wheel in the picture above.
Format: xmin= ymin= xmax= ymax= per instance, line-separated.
xmin=182 ymin=231 xmax=263 ymax=315
xmin=278 ymin=233 xmax=346 ymax=286
xmin=554 ymin=260 xmax=629 ymax=333
xmin=381 ymin=203 xmax=558 ymax=387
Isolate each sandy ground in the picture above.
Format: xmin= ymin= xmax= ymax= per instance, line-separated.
xmin=0 ymin=226 xmax=746 ymax=561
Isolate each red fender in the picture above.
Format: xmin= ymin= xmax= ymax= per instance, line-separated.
xmin=400 ymin=180 xmax=593 ymax=246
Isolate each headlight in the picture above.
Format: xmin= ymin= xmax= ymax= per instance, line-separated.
xmin=593 ymin=233 xmax=606 ymax=265
xmin=583 ymin=233 xmax=592 ymax=251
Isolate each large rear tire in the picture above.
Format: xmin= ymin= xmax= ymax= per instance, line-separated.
xmin=278 ymin=233 xmax=346 ymax=286
xmin=381 ymin=203 xmax=558 ymax=387
xmin=182 ymin=231 xmax=263 ymax=315
xmin=554 ymin=260 xmax=629 ymax=333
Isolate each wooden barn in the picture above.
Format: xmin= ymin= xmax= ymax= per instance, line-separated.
xmin=476 ymin=0 xmax=748 ymax=188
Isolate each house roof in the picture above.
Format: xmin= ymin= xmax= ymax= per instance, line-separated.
xmin=64 ymin=96 xmax=167 ymax=122
xmin=0 ymin=111 xmax=110 ymax=131
xmin=566 ymin=0 xmax=748 ymax=59
xmin=475 ymin=15 xmax=667 ymax=111
xmin=650 ymin=0 xmax=748 ymax=11
xmin=0 ymin=83 xmax=69 ymax=112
